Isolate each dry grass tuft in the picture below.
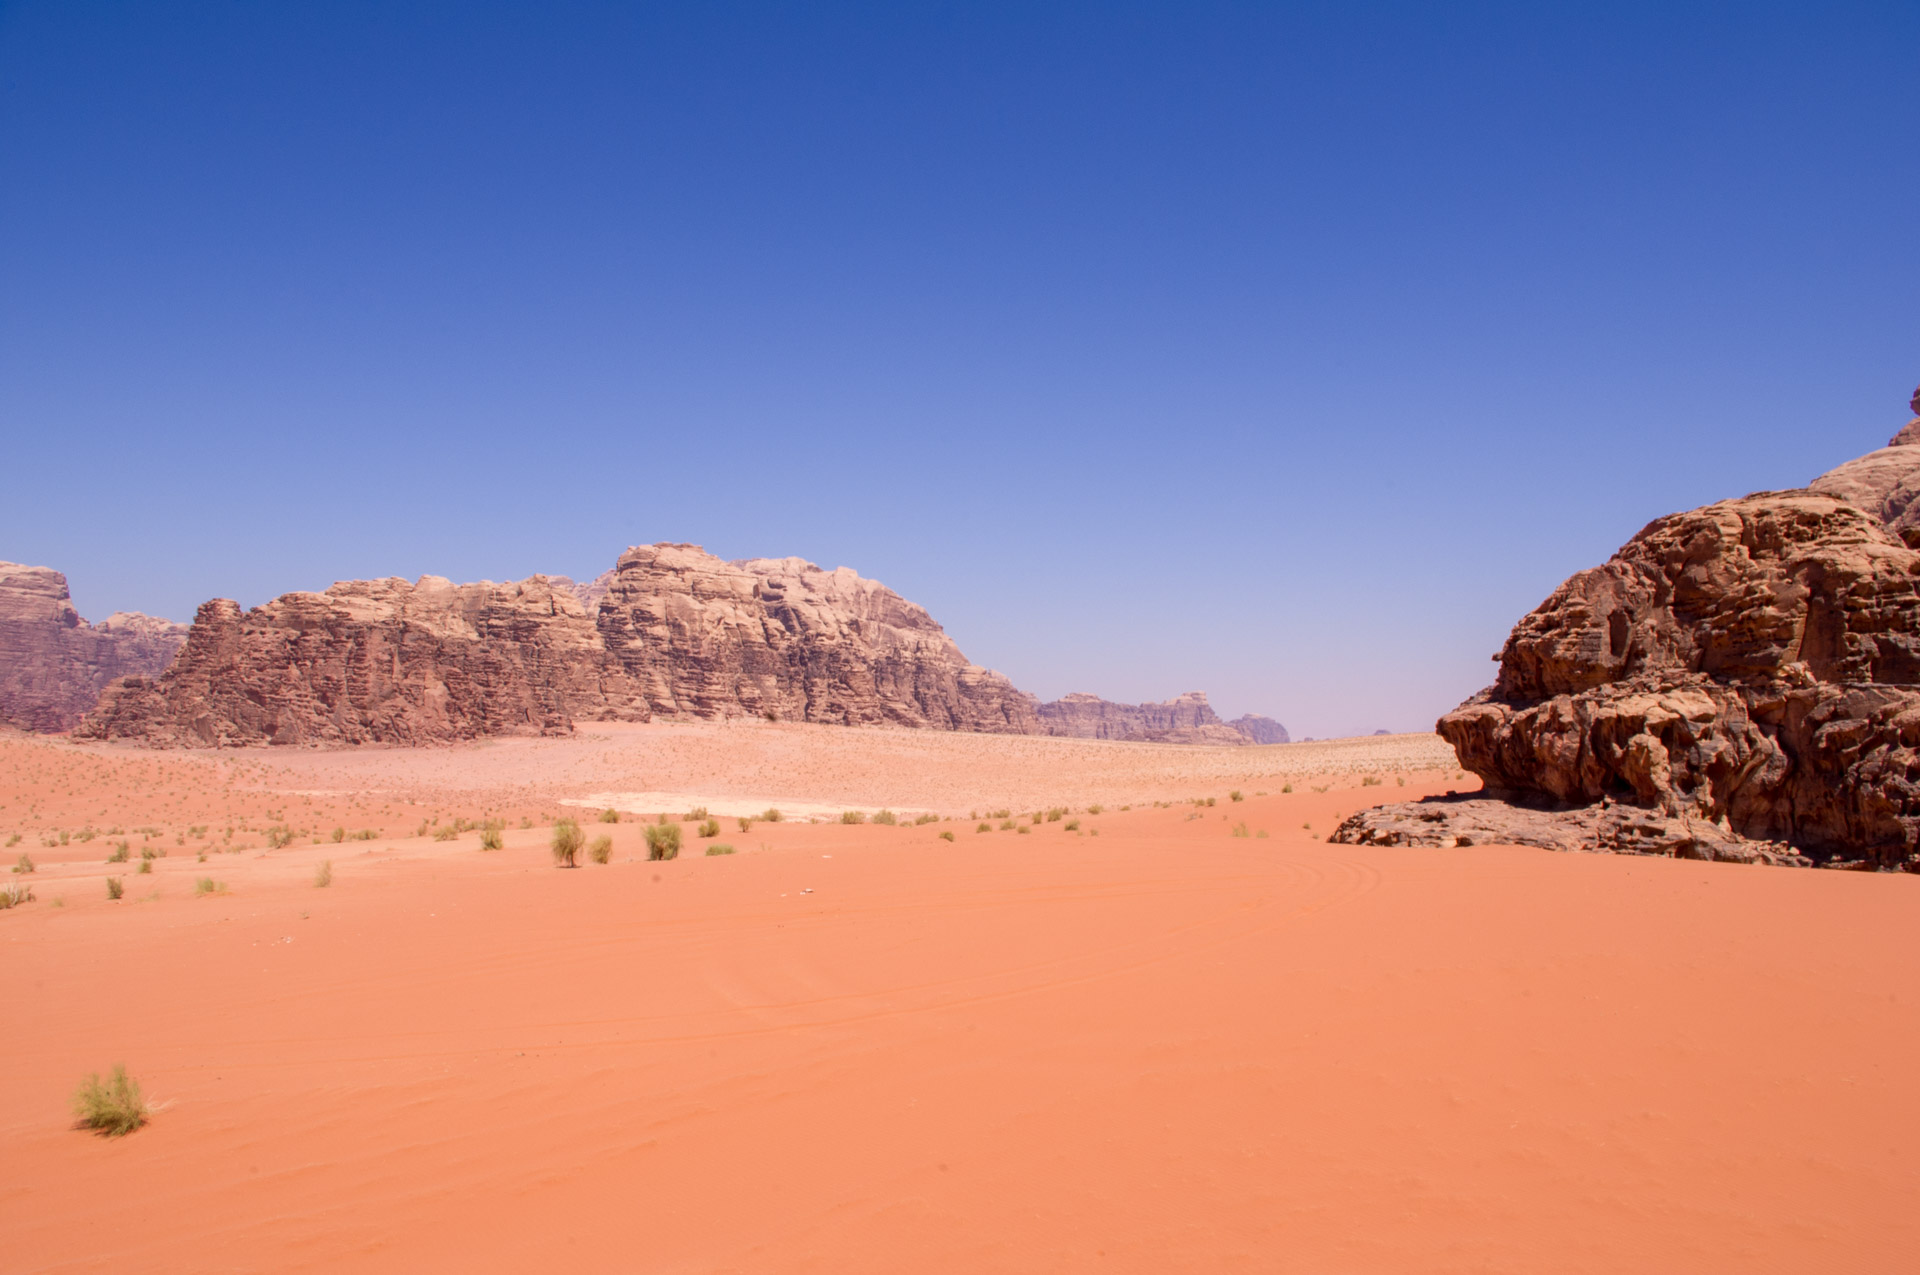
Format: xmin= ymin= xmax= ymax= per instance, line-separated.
xmin=588 ymin=834 xmax=613 ymax=864
xmin=106 ymin=876 xmax=124 ymax=900
xmin=644 ymin=821 xmax=682 ymax=861
xmin=72 ymin=1065 xmax=148 ymax=1136
xmin=705 ymin=843 xmax=735 ymax=856
xmin=551 ymin=819 xmax=584 ymax=867
xmin=314 ymin=860 xmax=333 ymax=888
xmin=698 ymin=818 xmax=721 ymax=838
xmin=840 ymin=810 xmax=867 ymax=825
xmin=599 ymin=808 xmax=621 ymax=824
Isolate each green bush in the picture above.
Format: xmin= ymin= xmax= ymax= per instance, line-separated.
xmin=705 ymin=843 xmax=735 ymax=856
xmin=599 ymin=808 xmax=621 ymax=824
xmin=698 ymin=818 xmax=721 ymax=838
xmin=759 ymin=808 xmax=784 ymax=823
xmin=872 ymin=809 xmax=897 ymax=826
xmin=551 ymin=819 xmax=584 ymax=867
xmin=106 ymin=877 xmax=124 ymax=900
xmin=840 ymin=810 xmax=866 ymax=825
xmin=737 ymin=816 xmax=753 ymax=832
xmin=588 ymin=834 xmax=613 ymax=865
xmin=644 ymin=822 xmax=682 ymax=861
xmin=72 ymin=1065 xmax=148 ymax=1137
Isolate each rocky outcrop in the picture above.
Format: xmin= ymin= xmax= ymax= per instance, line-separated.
xmin=0 ymin=562 xmax=187 ymax=732
xmin=79 ymin=542 xmax=1288 ymax=749
xmin=1034 ymin=690 xmax=1265 ymax=744
xmin=1330 ymin=794 xmax=1808 ymax=865
xmin=1228 ymin=713 xmax=1290 ymax=744
xmin=1338 ymin=386 xmax=1920 ymax=869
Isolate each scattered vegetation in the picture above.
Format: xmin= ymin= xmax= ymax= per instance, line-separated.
xmin=698 ymin=818 xmax=721 ymax=839
xmin=1016 ymin=825 xmax=1031 ymax=835
xmin=433 ymin=825 xmax=460 ymax=842
xmin=72 ymin=1065 xmax=148 ymax=1137
xmin=479 ymin=819 xmax=505 ymax=851
xmin=0 ymin=881 xmax=32 ymax=910
xmin=12 ymin=853 xmax=33 ymax=874
xmin=266 ymin=825 xmax=296 ymax=848
xmin=938 ymin=831 xmax=955 ymax=842
xmin=314 ymin=860 xmax=333 ymax=888
xmin=1087 ymin=804 xmax=1104 ymax=815
xmin=759 ymin=808 xmax=784 ymax=823
xmin=1256 ymin=830 xmax=1269 ymax=839
xmin=1281 ymin=783 xmax=1293 ymax=794
xmin=684 ymin=806 xmax=710 ymax=822
xmin=1204 ymin=796 xmax=1217 ymax=807
xmin=872 ymin=809 xmax=897 ymax=826
xmin=599 ymin=808 xmax=621 ymax=824
xmin=106 ymin=877 xmax=124 ymax=900
xmin=997 ymin=819 xmax=1015 ymax=831
xmin=977 ymin=822 xmax=991 ymax=833
xmin=840 ymin=810 xmax=867 ymax=825
xmin=137 ymin=859 xmax=151 ymax=875
xmin=988 ymin=808 xmax=1010 ymax=820
xmin=737 ymin=816 xmax=753 ymax=832
xmin=5 ymin=833 xmax=19 ymax=847
xmin=644 ymin=821 xmax=682 ymax=861
xmin=332 ymin=827 xmax=346 ymax=843
xmin=1397 ymin=775 xmax=1407 ymax=787
xmin=705 ymin=843 xmax=735 ymax=856
xmin=1231 ymin=822 xmax=1250 ymax=838
xmin=1045 ymin=806 xmax=1067 ymax=822
xmin=1064 ymin=819 xmax=1080 ymax=831
xmin=914 ymin=813 xmax=939 ymax=825
xmin=194 ymin=878 xmax=226 ymax=896
xmin=1361 ymin=776 xmax=1382 ymax=788
xmin=551 ymin=819 xmax=584 ymax=868
xmin=588 ymin=834 xmax=613 ymax=865
xmin=1031 ymin=812 xmax=1044 ymax=825
xmin=106 ymin=842 xmax=129 ymax=863
xmin=1229 ymin=790 xmax=1244 ymax=802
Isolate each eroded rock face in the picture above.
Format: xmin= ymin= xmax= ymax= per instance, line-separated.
xmin=0 ymin=562 xmax=187 ymax=731
xmin=1228 ymin=713 xmax=1291 ymax=744
xmin=1420 ymin=492 xmax=1920 ymax=868
xmin=1034 ymin=690 xmax=1260 ymax=744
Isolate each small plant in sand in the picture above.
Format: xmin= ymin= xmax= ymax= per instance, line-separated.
xmin=1087 ymin=804 xmax=1104 ymax=815
xmin=415 ymin=820 xmax=430 ymax=837
xmin=1281 ymin=783 xmax=1293 ymax=794
xmin=194 ymin=878 xmax=226 ymax=896
xmin=1361 ymin=776 xmax=1382 ymax=788
xmin=266 ymin=825 xmax=295 ymax=848
xmin=1229 ymin=790 xmax=1244 ymax=802
xmin=106 ymin=877 xmax=124 ymax=900
xmin=1205 ymin=796 xmax=1217 ymax=807
xmin=1030 ymin=812 xmax=1043 ymax=825
xmin=839 ymin=810 xmax=867 ymax=825
xmin=314 ymin=860 xmax=333 ymax=888
xmin=4 ymin=833 xmax=19 ymax=847
xmin=137 ymin=858 xmax=151 ymax=875
xmin=140 ymin=844 xmax=161 ymax=861
xmin=479 ymin=820 xmax=505 ymax=851
xmin=914 ymin=813 xmax=939 ymax=826
xmin=976 ymin=822 xmax=991 ymax=833
xmin=938 ymin=830 xmax=955 ymax=842
xmin=698 ymin=818 xmax=721 ymax=838
xmin=1016 ymin=824 xmax=1031 ymax=835
xmin=759 ymin=808 xmax=783 ymax=823
xmin=196 ymin=850 xmax=207 ymax=863
xmin=1397 ymin=775 xmax=1407 ymax=787
xmin=1255 ymin=830 xmax=1269 ymax=839
xmin=989 ymin=808 xmax=1011 ymax=820
xmin=433 ymin=825 xmax=460 ymax=842
xmin=550 ymin=819 xmax=584 ymax=868
xmin=1231 ymin=822 xmax=1250 ymax=838
xmin=1064 ymin=819 xmax=1080 ymax=831
xmin=12 ymin=853 xmax=33 ymax=874
xmin=644 ymin=821 xmax=682 ymax=861
xmin=331 ymin=826 xmax=346 ymax=843
xmin=998 ymin=819 xmax=1014 ymax=831
xmin=588 ymin=834 xmax=613 ymax=864
xmin=705 ymin=843 xmax=735 ymax=856
xmin=106 ymin=842 xmax=129 ymax=863
xmin=684 ymin=806 xmax=710 ymax=822
xmin=0 ymin=881 xmax=32 ymax=910
xmin=872 ymin=809 xmax=898 ymax=826
xmin=1046 ymin=807 xmax=1067 ymax=822
xmin=519 ymin=816 xmax=533 ymax=829
xmin=599 ymin=808 xmax=621 ymax=824
xmin=736 ymin=816 xmax=753 ymax=832
xmin=72 ymin=1065 xmax=149 ymax=1137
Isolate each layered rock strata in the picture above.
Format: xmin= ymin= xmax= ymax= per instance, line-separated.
xmin=0 ymin=562 xmax=187 ymax=732
xmin=1338 ymin=399 xmax=1920 ymax=869
xmin=1034 ymin=690 xmax=1272 ymax=744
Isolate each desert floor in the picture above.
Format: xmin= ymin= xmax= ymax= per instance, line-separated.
xmin=3 ymin=722 xmax=1917 ymax=1272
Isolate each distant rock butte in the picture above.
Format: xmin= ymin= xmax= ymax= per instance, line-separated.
xmin=78 ymin=543 xmax=1286 ymax=748
xmin=1337 ymin=384 xmax=1920 ymax=870
xmin=0 ymin=562 xmax=187 ymax=732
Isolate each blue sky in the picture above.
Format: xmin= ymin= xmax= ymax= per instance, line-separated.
xmin=2 ymin=2 xmax=1916 ymax=738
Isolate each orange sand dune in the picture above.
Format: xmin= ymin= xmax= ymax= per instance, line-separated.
xmin=3 ymin=730 xmax=1918 ymax=1271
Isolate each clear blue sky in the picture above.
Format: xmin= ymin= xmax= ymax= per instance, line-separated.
xmin=2 ymin=2 xmax=1915 ymax=738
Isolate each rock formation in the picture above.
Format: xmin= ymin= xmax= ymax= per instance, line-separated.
xmin=1228 ymin=713 xmax=1291 ymax=744
xmin=1336 ymin=387 xmax=1920 ymax=870
xmin=0 ymin=562 xmax=187 ymax=732
xmin=78 ymin=543 xmax=1287 ymax=749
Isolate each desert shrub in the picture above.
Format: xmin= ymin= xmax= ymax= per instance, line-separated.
xmin=1231 ymin=822 xmax=1250 ymax=838
xmin=976 ymin=822 xmax=991 ymax=833
xmin=998 ymin=819 xmax=1014 ymax=831
xmin=194 ymin=878 xmax=225 ymax=895
xmin=914 ymin=813 xmax=939 ymax=825
xmin=550 ymin=819 xmax=584 ymax=867
xmin=736 ymin=816 xmax=753 ymax=832
xmin=4 ymin=833 xmax=18 ymax=847
xmin=1229 ymin=790 xmax=1244 ymax=802
xmin=1064 ymin=819 xmax=1080 ymax=831
xmin=137 ymin=859 xmax=151 ymax=875
xmin=1045 ymin=807 xmax=1067 ymax=822
xmin=519 ymin=816 xmax=533 ymax=829
xmin=0 ymin=881 xmax=31 ymax=909
xmin=140 ymin=845 xmax=160 ymax=860
xmin=106 ymin=842 xmax=129 ymax=863
xmin=314 ymin=860 xmax=333 ymax=888
xmin=839 ymin=810 xmax=867 ymax=825
xmin=414 ymin=820 xmax=429 ymax=837
xmin=759 ymin=808 xmax=783 ymax=823
xmin=698 ymin=818 xmax=721 ymax=839
xmin=12 ymin=853 xmax=33 ymax=874
xmin=433 ymin=825 xmax=460 ymax=842
xmin=684 ymin=806 xmax=709 ymax=822
xmin=479 ymin=820 xmax=505 ymax=851
xmin=59 ymin=830 xmax=69 ymax=845
xmin=349 ymin=828 xmax=377 ymax=841
xmin=873 ymin=809 xmax=898 ymax=826
xmin=1397 ymin=775 xmax=1407 ymax=787
xmin=266 ymin=825 xmax=295 ymax=848
xmin=1361 ymin=776 xmax=1382 ymax=788
xmin=1281 ymin=783 xmax=1293 ymax=794
xmin=989 ymin=809 xmax=1010 ymax=820
xmin=106 ymin=877 xmax=124 ymax=900
xmin=1205 ymin=796 xmax=1216 ymax=807
xmin=1016 ymin=825 xmax=1031 ymax=836
xmin=644 ymin=822 xmax=682 ymax=861
xmin=589 ymin=835 xmax=613 ymax=865
xmin=1030 ymin=812 xmax=1043 ymax=825
xmin=599 ymin=808 xmax=621 ymax=824
xmin=938 ymin=830 xmax=955 ymax=842
xmin=330 ymin=826 xmax=345 ymax=843
xmin=705 ymin=843 xmax=735 ymax=856
xmin=72 ymin=1065 xmax=147 ymax=1137
xmin=1255 ymin=830 xmax=1269 ymax=839
xmin=1087 ymin=804 xmax=1104 ymax=815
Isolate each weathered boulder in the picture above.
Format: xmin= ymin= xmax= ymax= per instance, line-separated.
xmin=0 ymin=562 xmax=187 ymax=731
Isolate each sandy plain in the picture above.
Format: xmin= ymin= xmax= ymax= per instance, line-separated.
xmin=3 ymin=721 xmax=1918 ymax=1272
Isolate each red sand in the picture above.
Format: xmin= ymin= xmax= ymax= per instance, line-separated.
xmin=4 ymin=729 xmax=1918 ymax=1271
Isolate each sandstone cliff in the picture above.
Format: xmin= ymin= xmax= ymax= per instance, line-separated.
xmin=79 ymin=543 xmax=1286 ymax=749
xmin=1335 ymin=386 xmax=1920 ymax=869
xmin=0 ymin=562 xmax=187 ymax=732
